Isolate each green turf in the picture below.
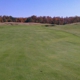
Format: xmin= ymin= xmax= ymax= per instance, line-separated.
xmin=0 ymin=24 xmax=80 ymax=80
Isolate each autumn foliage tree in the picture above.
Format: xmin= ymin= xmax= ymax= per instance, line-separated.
xmin=0 ymin=15 xmax=80 ymax=25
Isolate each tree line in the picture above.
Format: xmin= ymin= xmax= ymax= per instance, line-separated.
xmin=0 ymin=15 xmax=80 ymax=25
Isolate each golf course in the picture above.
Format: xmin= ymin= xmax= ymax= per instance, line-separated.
xmin=0 ymin=24 xmax=80 ymax=80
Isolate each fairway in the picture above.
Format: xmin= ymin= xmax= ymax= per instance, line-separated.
xmin=0 ymin=24 xmax=80 ymax=80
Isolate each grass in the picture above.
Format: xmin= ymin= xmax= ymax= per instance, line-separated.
xmin=0 ymin=24 xmax=80 ymax=80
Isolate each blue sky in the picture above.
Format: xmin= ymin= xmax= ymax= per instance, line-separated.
xmin=0 ymin=0 xmax=80 ymax=17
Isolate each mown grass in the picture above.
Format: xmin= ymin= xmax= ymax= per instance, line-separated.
xmin=0 ymin=24 xmax=80 ymax=80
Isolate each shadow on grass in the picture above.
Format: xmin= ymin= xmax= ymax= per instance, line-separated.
xmin=45 ymin=24 xmax=55 ymax=27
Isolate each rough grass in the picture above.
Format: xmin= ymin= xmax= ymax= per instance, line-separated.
xmin=0 ymin=24 xmax=80 ymax=80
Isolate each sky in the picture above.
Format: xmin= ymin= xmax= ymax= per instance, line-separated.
xmin=0 ymin=0 xmax=80 ymax=17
